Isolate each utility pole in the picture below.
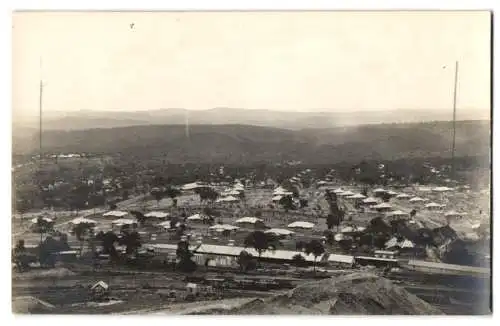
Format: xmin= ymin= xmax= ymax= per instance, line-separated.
xmin=39 ymin=57 xmax=46 ymax=164
xmin=185 ymin=110 xmax=190 ymax=140
xmin=451 ymin=61 xmax=459 ymax=180
xmin=39 ymin=78 xmax=43 ymax=162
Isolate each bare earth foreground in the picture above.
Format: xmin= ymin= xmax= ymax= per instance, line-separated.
xmin=125 ymin=272 xmax=443 ymax=315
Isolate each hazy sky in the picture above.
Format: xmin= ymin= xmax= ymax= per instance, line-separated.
xmin=12 ymin=11 xmax=491 ymax=120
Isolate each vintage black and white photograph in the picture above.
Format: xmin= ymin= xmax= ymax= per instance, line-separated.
xmin=11 ymin=11 xmax=491 ymax=315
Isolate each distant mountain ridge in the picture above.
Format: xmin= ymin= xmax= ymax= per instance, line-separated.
xmin=12 ymin=120 xmax=490 ymax=165
xmin=13 ymin=107 xmax=490 ymax=131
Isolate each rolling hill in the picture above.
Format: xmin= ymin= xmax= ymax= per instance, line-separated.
xmin=14 ymin=107 xmax=490 ymax=131
xmin=13 ymin=120 xmax=490 ymax=165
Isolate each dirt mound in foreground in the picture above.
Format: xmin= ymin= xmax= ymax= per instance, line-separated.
xmin=194 ymin=272 xmax=443 ymax=315
xmin=12 ymin=296 xmax=55 ymax=314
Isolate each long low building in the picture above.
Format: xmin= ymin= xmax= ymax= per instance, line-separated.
xmin=146 ymin=243 xmax=354 ymax=268
xmin=354 ymin=256 xmax=400 ymax=267
xmin=402 ymin=259 xmax=490 ymax=277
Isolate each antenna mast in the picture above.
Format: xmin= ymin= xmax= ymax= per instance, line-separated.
xmin=451 ymin=61 xmax=459 ymax=180
xmin=39 ymin=57 xmax=43 ymax=163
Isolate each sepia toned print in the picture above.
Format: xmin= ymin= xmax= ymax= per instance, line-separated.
xmin=11 ymin=11 xmax=491 ymax=315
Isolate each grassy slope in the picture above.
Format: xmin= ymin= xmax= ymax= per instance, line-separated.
xmin=13 ymin=121 xmax=490 ymax=164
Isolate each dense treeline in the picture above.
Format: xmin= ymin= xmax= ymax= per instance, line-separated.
xmin=13 ymin=121 xmax=490 ymax=164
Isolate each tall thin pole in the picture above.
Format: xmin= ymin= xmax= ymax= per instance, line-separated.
xmin=451 ymin=61 xmax=459 ymax=180
xmin=39 ymin=79 xmax=43 ymax=161
xmin=39 ymin=57 xmax=43 ymax=163
xmin=185 ymin=111 xmax=190 ymax=140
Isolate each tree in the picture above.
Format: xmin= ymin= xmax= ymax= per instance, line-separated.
xmin=33 ymin=217 xmax=55 ymax=245
xmin=324 ymin=189 xmax=335 ymax=202
xmin=373 ymin=233 xmax=389 ymax=249
xmin=202 ymin=206 xmax=220 ymax=219
xmin=152 ymin=175 xmax=167 ymax=188
xmin=151 ymin=188 xmax=165 ymax=207
xmin=69 ymin=184 xmax=91 ymax=214
xmin=325 ymin=191 xmax=344 ymax=231
xmin=326 ymin=214 xmax=341 ymax=231
xmin=244 ymin=231 xmax=269 ymax=266
xmin=96 ymin=231 xmax=119 ymax=260
xmin=279 ymin=195 xmax=295 ymax=212
xmin=292 ymin=254 xmax=307 ymax=268
xmin=205 ymin=188 xmax=219 ymax=203
xmin=13 ymin=239 xmax=29 ymax=271
xmin=305 ymin=240 xmax=325 ymax=271
xmin=170 ymin=216 xmax=179 ymax=230
xmin=237 ymin=250 xmax=254 ymax=273
xmin=299 ymin=199 xmax=308 ymax=208
xmin=176 ymin=240 xmax=197 ymax=273
xmin=130 ymin=210 xmax=147 ymax=226
xmin=37 ymin=236 xmax=59 ymax=267
xmin=120 ymin=231 xmax=142 ymax=256
xmin=14 ymin=239 xmax=26 ymax=255
xmin=176 ymin=223 xmax=187 ymax=239
xmin=410 ymin=209 xmax=417 ymax=219
xmin=165 ymin=186 xmax=181 ymax=207
xmin=72 ymin=222 xmax=94 ymax=257
xmin=296 ymin=240 xmax=306 ymax=252
xmin=37 ymin=235 xmax=70 ymax=267
xmin=382 ymin=192 xmax=392 ymax=203
xmin=323 ymin=230 xmax=334 ymax=245
xmin=88 ymin=193 xmax=105 ymax=208
xmin=195 ymin=187 xmax=219 ymax=204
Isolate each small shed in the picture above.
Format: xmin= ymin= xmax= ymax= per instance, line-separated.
xmin=90 ymin=281 xmax=109 ymax=300
xmin=185 ymin=283 xmax=198 ymax=295
xmin=372 ymin=203 xmax=393 ymax=212
xmin=362 ymin=197 xmax=378 ymax=206
xmin=187 ymin=213 xmax=210 ymax=222
xmin=346 ymin=193 xmax=366 ymax=200
xmin=425 ymin=202 xmax=445 ymax=211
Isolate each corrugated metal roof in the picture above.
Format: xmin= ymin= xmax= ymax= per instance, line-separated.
xmin=111 ymin=218 xmax=137 ymax=225
xmin=355 ymin=256 xmax=399 ymax=263
xmin=265 ymin=228 xmax=295 ymax=236
xmin=235 ymin=217 xmax=263 ymax=224
xmin=103 ymin=211 xmax=128 ymax=217
xmin=193 ymin=244 xmax=244 ymax=256
xmin=407 ymin=259 xmax=490 ymax=274
xmin=147 ymin=243 xmax=354 ymax=265
xmin=144 ymin=211 xmax=170 ymax=218
xmin=147 ymin=243 xmax=178 ymax=251
xmin=287 ymin=221 xmax=315 ymax=229
xmin=327 ymin=253 xmax=355 ymax=264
